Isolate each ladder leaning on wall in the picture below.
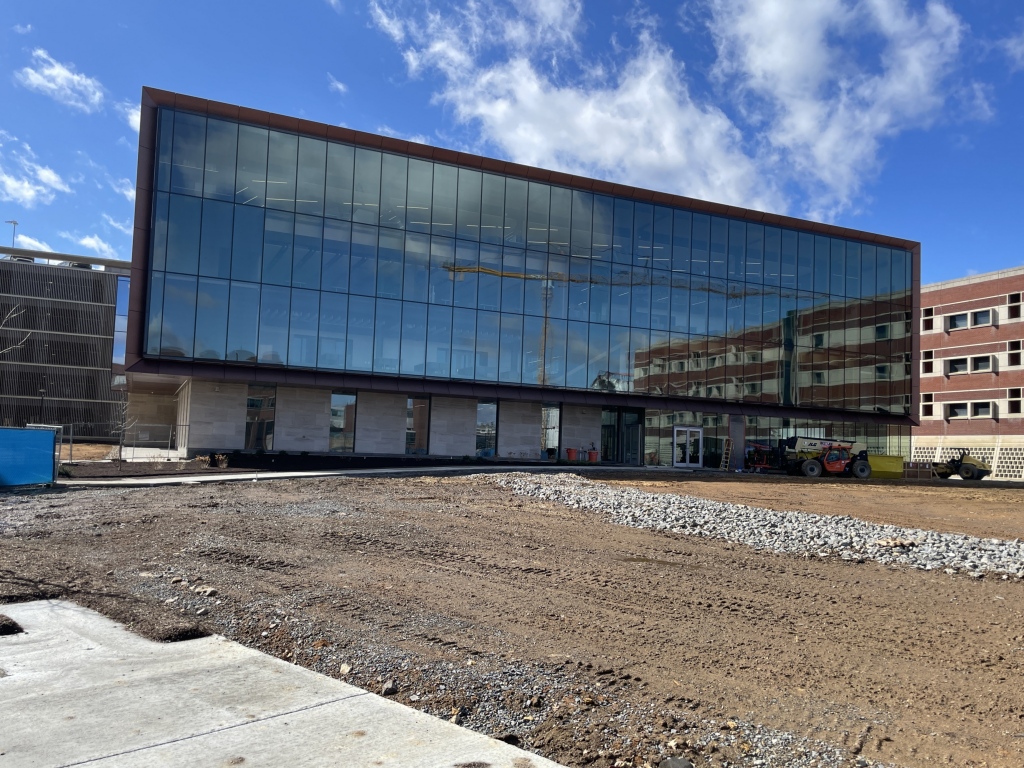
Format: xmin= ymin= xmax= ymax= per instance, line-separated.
xmin=720 ymin=438 xmax=734 ymax=471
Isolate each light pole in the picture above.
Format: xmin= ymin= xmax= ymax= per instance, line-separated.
xmin=4 ymin=220 xmax=17 ymax=248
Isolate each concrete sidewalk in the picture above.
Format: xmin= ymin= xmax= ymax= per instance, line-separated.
xmin=0 ymin=600 xmax=563 ymax=768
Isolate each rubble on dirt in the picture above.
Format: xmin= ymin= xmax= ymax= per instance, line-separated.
xmin=489 ymin=473 xmax=1024 ymax=578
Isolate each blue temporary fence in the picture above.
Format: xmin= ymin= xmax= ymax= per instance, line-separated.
xmin=0 ymin=426 xmax=58 ymax=487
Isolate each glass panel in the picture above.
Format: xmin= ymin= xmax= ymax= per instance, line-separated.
xmin=480 ymin=173 xmax=505 ymax=245
xmin=892 ymin=248 xmax=907 ymax=294
xmin=373 ymin=298 xmax=401 ymax=373
xmin=226 ymin=281 xmax=259 ymax=362
xmin=456 ymin=168 xmax=482 ymax=241
xmin=548 ymin=253 xmax=568 ymax=319
xmin=406 ymin=158 xmax=432 ymax=234
xmin=160 ymin=273 xmax=197 ymax=357
xmin=325 ymin=142 xmax=354 ymax=220
xmin=861 ymin=245 xmax=876 ymax=298
xmin=746 ymin=224 xmax=763 ymax=284
xmin=426 ymin=304 xmax=453 ymax=377
xmin=347 ymin=295 xmax=375 ymax=371
xmin=525 ymin=182 xmax=549 ymax=251
xmin=728 ymin=220 xmax=745 ymax=280
xmin=524 ymin=251 xmax=547 ymax=316
xmin=476 ymin=400 xmax=497 ymax=456
xmin=377 ymin=228 xmax=404 ymax=299
xmin=266 ymin=131 xmax=297 ymax=211
xmin=146 ymin=271 xmax=164 ymax=356
xmin=451 ymin=307 xmax=476 ymax=378
xmin=568 ymin=256 xmax=590 ymax=322
xmin=380 ymin=153 xmax=408 ymax=229
xmin=502 ymin=248 xmax=525 ymax=313
xmin=610 ymin=265 xmax=631 ymax=326
xmin=406 ymin=397 xmax=429 ymax=455
xmin=587 ymin=323 xmax=609 ymax=390
xmin=781 ymin=229 xmax=797 ymax=288
xmin=566 ymin=320 xmax=589 ymax=388
xmin=845 ymin=242 xmax=861 ymax=299
xmin=203 ymin=118 xmax=237 ymax=202
xmin=877 ymin=247 xmax=891 ymax=296
xmin=321 ymin=219 xmax=350 ymax=293
xmin=245 ymin=385 xmax=276 ymax=451
xmin=199 ymin=199 xmax=233 ymax=278
xmin=350 ymin=223 xmax=377 ymax=296
xmin=194 ymin=277 xmax=229 ymax=360
xmin=170 ymin=111 xmax=205 ymax=196
xmin=454 ymin=240 xmax=479 ymax=308
xmin=504 ymin=178 xmax=528 ymax=247
xmin=329 ymin=392 xmax=356 ymax=453
xmin=631 ymin=268 xmax=652 ymax=328
xmin=764 ymin=226 xmax=781 ymax=286
xmin=261 ymin=210 xmax=293 ymax=286
xmin=522 ymin=314 xmax=544 ymax=385
xmin=830 ymin=238 xmax=845 ymax=296
xmin=292 ymin=214 xmax=323 ymax=290
xmin=570 ymin=190 xmax=592 ymax=256
xmin=798 ymin=232 xmax=814 ymax=291
xmin=295 ymin=137 xmax=326 ymax=216
xmin=609 ymin=326 xmax=631 ymax=391
xmin=727 ymin=282 xmax=744 ymax=336
xmin=709 ymin=217 xmax=727 ymax=278
xmin=499 ymin=312 xmax=523 ymax=383
xmin=670 ymin=273 xmax=689 ymax=333
xmin=589 ymin=260 xmax=611 ymax=324
xmin=814 ymin=235 xmax=830 ymax=294
xmin=431 ymin=164 xmax=457 ymax=237
xmin=235 ymin=124 xmax=268 ymax=206
xmin=691 ymin=213 xmax=710 ymax=276
xmin=630 ymin=328 xmax=649 ymax=393
xmin=475 ymin=310 xmax=499 ymax=381
xmin=288 ymin=287 xmax=319 ymax=367
xmin=592 ymin=195 xmax=613 ymax=259
xmin=651 ymin=270 xmax=670 ymax=330
xmin=231 ymin=204 xmax=264 ymax=282
xmin=399 ymin=300 xmax=427 ymax=376
xmin=613 ymin=198 xmax=633 ymax=262
xmin=166 ymin=194 xmax=201 ymax=274
xmin=545 ymin=317 xmax=567 ymax=387
xmin=478 ymin=243 xmax=502 ymax=311
xmin=317 ymin=291 xmax=347 ymax=369
xmin=257 ymin=284 xmax=289 ymax=364
xmin=653 ymin=206 xmax=672 ymax=271
xmin=689 ymin=276 xmax=709 ymax=335
xmin=549 ymin=186 xmax=571 ymax=255
xmin=672 ymin=209 xmax=691 ymax=273
xmin=151 ymin=192 xmax=169 ymax=271
xmin=403 ymin=231 xmax=430 ymax=303
xmin=156 ymin=109 xmax=173 ymax=193
xmin=352 ymin=148 xmax=381 ymax=225
xmin=633 ymin=203 xmax=653 ymax=267
xmin=429 ymin=236 xmax=455 ymax=305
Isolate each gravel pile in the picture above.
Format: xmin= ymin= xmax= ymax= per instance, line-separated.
xmin=489 ymin=472 xmax=1024 ymax=578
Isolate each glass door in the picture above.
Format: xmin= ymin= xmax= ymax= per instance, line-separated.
xmin=673 ymin=426 xmax=703 ymax=468
xmin=623 ymin=411 xmax=642 ymax=466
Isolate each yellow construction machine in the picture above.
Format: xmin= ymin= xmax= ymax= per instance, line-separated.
xmin=932 ymin=449 xmax=992 ymax=481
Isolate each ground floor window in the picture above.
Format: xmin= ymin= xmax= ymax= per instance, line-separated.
xmin=329 ymin=391 xmax=357 ymax=453
xmin=407 ymin=396 xmax=429 ymax=455
xmin=476 ymin=400 xmax=496 ymax=457
xmin=245 ymin=384 xmax=276 ymax=450
xmin=541 ymin=403 xmax=560 ymax=460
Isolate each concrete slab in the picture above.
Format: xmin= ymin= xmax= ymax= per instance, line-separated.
xmin=0 ymin=600 xmax=563 ymax=768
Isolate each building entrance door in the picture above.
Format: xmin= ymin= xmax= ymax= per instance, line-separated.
xmin=673 ymin=426 xmax=703 ymax=468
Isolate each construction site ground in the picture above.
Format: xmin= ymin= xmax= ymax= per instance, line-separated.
xmin=3 ymin=471 xmax=1023 ymax=767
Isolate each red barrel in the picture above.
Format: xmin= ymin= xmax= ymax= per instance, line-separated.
xmin=588 ymin=450 xmax=599 ymax=463
xmin=565 ymin=448 xmax=578 ymax=461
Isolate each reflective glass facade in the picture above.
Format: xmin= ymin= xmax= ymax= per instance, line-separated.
xmin=144 ymin=108 xmax=914 ymax=418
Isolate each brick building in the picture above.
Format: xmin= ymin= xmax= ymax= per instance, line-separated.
xmin=913 ymin=266 xmax=1024 ymax=479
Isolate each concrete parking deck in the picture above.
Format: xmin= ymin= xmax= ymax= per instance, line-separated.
xmin=0 ymin=600 xmax=563 ymax=768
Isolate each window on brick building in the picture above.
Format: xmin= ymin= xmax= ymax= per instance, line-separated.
xmin=1009 ymin=389 xmax=1022 ymax=415
xmin=1009 ymin=341 xmax=1022 ymax=367
xmin=1009 ymin=294 xmax=1021 ymax=319
xmin=948 ymin=313 xmax=968 ymax=330
xmin=971 ymin=355 xmax=991 ymax=372
xmin=972 ymin=402 xmax=992 ymax=418
xmin=947 ymin=357 xmax=968 ymax=374
xmin=972 ymin=309 xmax=992 ymax=327
xmin=947 ymin=402 xmax=968 ymax=419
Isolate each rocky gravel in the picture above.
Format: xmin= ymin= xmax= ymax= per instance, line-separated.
xmin=490 ymin=472 xmax=1024 ymax=579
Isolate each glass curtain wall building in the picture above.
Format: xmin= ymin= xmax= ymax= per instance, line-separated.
xmin=126 ymin=90 xmax=920 ymax=466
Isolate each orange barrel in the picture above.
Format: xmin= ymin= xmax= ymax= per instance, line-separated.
xmin=565 ymin=448 xmax=578 ymax=461
xmin=588 ymin=450 xmax=599 ymax=463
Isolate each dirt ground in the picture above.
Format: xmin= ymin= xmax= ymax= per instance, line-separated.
xmin=3 ymin=472 xmax=1024 ymax=767
xmin=59 ymin=442 xmax=115 ymax=461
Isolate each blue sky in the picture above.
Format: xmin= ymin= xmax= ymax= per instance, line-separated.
xmin=2 ymin=0 xmax=1023 ymax=284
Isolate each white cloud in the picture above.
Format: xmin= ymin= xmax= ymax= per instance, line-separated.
xmin=102 ymin=213 xmax=133 ymax=236
xmin=13 ymin=23 xmax=33 ymax=34
xmin=707 ymin=0 xmax=965 ymax=218
xmin=14 ymin=234 xmax=52 ymax=252
xmin=326 ymin=0 xmax=343 ymax=12
xmin=371 ymin=0 xmax=971 ymax=220
xmin=15 ymin=49 xmax=105 ymax=113
xmin=0 ymin=131 xmax=72 ymax=208
xmin=60 ymin=232 xmax=118 ymax=259
xmin=109 ymin=177 xmax=135 ymax=203
xmin=327 ymin=72 xmax=348 ymax=95
xmin=1001 ymin=27 xmax=1024 ymax=71
xmin=116 ymin=100 xmax=141 ymax=133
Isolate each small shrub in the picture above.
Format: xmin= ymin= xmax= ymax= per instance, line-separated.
xmin=195 ymin=454 xmax=211 ymax=468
